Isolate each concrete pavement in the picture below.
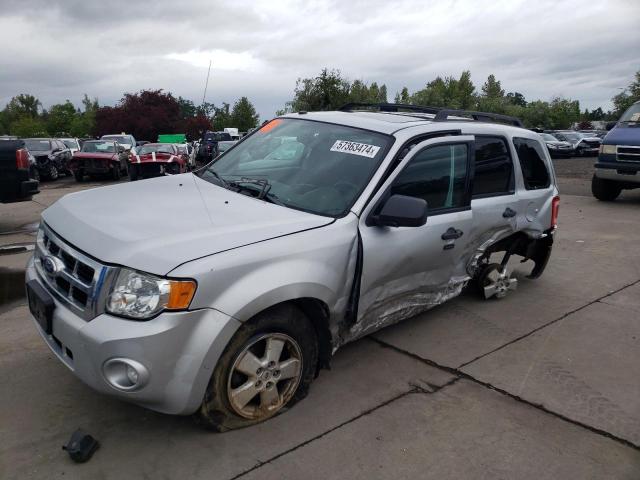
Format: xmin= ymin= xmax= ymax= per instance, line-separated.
xmin=1 ymin=169 xmax=639 ymax=479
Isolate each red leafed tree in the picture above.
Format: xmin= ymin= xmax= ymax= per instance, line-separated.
xmin=181 ymin=114 xmax=213 ymax=141
xmin=94 ymin=89 xmax=183 ymax=141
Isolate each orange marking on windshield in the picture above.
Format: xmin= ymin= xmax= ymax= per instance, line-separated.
xmin=259 ymin=119 xmax=282 ymax=133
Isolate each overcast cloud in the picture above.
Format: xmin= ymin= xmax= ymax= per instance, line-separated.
xmin=1 ymin=0 xmax=638 ymax=120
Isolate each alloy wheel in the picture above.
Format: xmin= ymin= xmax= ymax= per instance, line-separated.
xmin=227 ymin=333 xmax=303 ymax=420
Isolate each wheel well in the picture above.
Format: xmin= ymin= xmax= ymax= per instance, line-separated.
xmin=246 ymin=298 xmax=333 ymax=375
xmin=479 ymin=231 xmax=554 ymax=280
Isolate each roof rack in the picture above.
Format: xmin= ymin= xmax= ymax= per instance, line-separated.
xmin=338 ymin=103 xmax=524 ymax=128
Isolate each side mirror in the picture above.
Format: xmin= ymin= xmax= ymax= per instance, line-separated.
xmin=371 ymin=194 xmax=428 ymax=228
xmin=606 ymin=121 xmax=617 ymax=131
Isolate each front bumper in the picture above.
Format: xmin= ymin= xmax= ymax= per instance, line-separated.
xmin=594 ymin=161 xmax=640 ymax=185
xmin=73 ymin=158 xmax=114 ymax=174
xmin=26 ymin=258 xmax=241 ymax=415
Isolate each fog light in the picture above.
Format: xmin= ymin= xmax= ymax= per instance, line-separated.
xmin=103 ymin=358 xmax=149 ymax=391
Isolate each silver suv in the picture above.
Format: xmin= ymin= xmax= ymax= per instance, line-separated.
xmin=25 ymin=105 xmax=559 ymax=431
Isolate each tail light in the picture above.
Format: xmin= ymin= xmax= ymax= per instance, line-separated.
xmin=16 ymin=148 xmax=30 ymax=169
xmin=551 ymin=195 xmax=560 ymax=229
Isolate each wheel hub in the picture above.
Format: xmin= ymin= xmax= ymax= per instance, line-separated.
xmin=227 ymin=333 xmax=303 ymax=420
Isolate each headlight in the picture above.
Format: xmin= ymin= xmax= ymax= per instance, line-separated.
xmin=600 ymin=144 xmax=616 ymax=155
xmin=106 ymin=268 xmax=196 ymax=319
xmin=547 ymin=144 xmax=558 ymax=149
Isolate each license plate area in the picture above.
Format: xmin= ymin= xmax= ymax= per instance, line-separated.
xmin=27 ymin=280 xmax=55 ymax=334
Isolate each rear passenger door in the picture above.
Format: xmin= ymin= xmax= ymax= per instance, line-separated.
xmin=512 ymin=137 xmax=555 ymax=234
xmin=468 ymin=135 xmax=520 ymax=251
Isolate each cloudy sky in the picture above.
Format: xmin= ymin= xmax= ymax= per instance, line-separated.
xmin=1 ymin=0 xmax=638 ymax=120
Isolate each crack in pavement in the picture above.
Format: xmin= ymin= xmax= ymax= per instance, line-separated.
xmin=231 ymin=379 xmax=461 ymax=480
xmin=371 ymin=338 xmax=640 ymax=453
xmin=457 ymin=277 xmax=640 ymax=369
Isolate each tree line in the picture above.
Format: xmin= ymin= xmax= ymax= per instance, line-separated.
xmin=2 ymin=68 xmax=638 ymax=139
xmin=0 ymin=91 xmax=260 ymax=141
xmin=278 ymin=68 xmax=640 ymax=129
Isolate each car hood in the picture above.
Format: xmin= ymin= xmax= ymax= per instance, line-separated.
xmin=42 ymin=173 xmax=333 ymax=275
xmin=73 ymin=152 xmax=117 ymax=160
xmin=604 ymin=125 xmax=640 ymax=146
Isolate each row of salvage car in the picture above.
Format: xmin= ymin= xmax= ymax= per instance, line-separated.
xmin=19 ymin=134 xmax=205 ymax=183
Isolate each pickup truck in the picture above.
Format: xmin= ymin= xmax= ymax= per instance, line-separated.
xmin=0 ymin=140 xmax=39 ymax=203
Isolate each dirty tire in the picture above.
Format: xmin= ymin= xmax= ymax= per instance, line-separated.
xmin=73 ymin=170 xmax=84 ymax=182
xmin=196 ymin=304 xmax=318 ymax=432
xmin=112 ymin=164 xmax=121 ymax=181
xmin=591 ymin=175 xmax=621 ymax=201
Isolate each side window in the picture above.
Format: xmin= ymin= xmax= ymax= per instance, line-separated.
xmin=390 ymin=144 xmax=469 ymax=212
xmin=513 ymin=137 xmax=551 ymax=190
xmin=472 ymin=136 xmax=513 ymax=197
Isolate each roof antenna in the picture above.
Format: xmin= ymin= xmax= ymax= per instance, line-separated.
xmin=201 ymin=59 xmax=212 ymax=107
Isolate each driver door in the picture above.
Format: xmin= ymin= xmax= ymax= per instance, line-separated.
xmin=354 ymin=136 xmax=475 ymax=337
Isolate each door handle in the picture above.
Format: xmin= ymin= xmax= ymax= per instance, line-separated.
xmin=502 ymin=207 xmax=517 ymax=218
xmin=441 ymin=227 xmax=463 ymax=240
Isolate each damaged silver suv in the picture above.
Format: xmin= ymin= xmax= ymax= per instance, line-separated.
xmin=26 ymin=104 xmax=559 ymax=431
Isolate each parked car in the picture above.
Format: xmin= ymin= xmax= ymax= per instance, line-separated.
xmin=128 ymin=143 xmax=189 ymax=180
xmin=591 ymin=100 xmax=640 ymax=201
xmin=196 ymin=131 xmax=232 ymax=163
xmin=540 ymin=133 xmax=573 ymax=158
xmin=0 ymin=140 xmax=39 ymax=203
xmin=60 ymin=138 xmax=81 ymax=156
xmin=25 ymin=105 xmax=558 ymax=430
xmin=551 ymin=131 xmax=600 ymax=156
xmin=101 ymin=134 xmax=137 ymax=153
xmin=69 ymin=140 xmax=129 ymax=181
xmin=216 ymin=140 xmax=237 ymax=156
xmin=23 ymin=138 xmax=72 ymax=180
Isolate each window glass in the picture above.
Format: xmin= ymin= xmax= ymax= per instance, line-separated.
xmin=513 ymin=137 xmax=551 ymax=190
xmin=472 ymin=137 xmax=513 ymax=197
xmin=203 ymin=118 xmax=391 ymax=217
xmin=390 ymin=144 xmax=468 ymax=211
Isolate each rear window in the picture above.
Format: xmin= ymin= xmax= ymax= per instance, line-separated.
xmin=472 ymin=136 xmax=514 ymax=197
xmin=513 ymin=137 xmax=551 ymax=190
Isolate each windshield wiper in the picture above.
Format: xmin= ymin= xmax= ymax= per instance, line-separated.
xmin=227 ymin=177 xmax=286 ymax=206
xmin=201 ymin=169 xmax=229 ymax=187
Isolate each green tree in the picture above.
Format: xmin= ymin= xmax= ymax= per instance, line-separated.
xmin=506 ymin=92 xmax=527 ymax=107
xmin=457 ymin=71 xmax=476 ymax=109
xmin=230 ymin=97 xmax=259 ymax=131
xmin=10 ymin=115 xmax=48 ymax=137
xmin=612 ymin=70 xmax=640 ymax=117
xmin=212 ymin=103 xmax=232 ymax=131
xmin=288 ymin=68 xmax=351 ymax=111
xmin=394 ymin=87 xmax=410 ymax=104
xmin=6 ymin=94 xmax=42 ymax=120
xmin=47 ymin=100 xmax=77 ymax=136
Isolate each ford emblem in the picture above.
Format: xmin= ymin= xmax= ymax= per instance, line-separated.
xmin=42 ymin=256 xmax=58 ymax=275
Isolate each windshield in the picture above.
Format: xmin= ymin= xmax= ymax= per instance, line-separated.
xmin=559 ymin=132 xmax=580 ymax=142
xmin=200 ymin=118 xmax=392 ymax=217
xmin=102 ymin=135 xmax=130 ymax=145
xmin=82 ymin=141 xmax=116 ymax=153
xmin=218 ymin=141 xmax=236 ymax=152
xmin=139 ymin=144 xmax=174 ymax=155
xmin=620 ymin=103 xmax=640 ymax=122
xmin=541 ymin=134 xmax=558 ymax=142
xmin=24 ymin=139 xmax=51 ymax=151
xmin=62 ymin=139 xmax=78 ymax=149
xmin=204 ymin=132 xmax=232 ymax=142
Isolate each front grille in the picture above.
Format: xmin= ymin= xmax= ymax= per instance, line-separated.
xmin=35 ymin=224 xmax=115 ymax=320
xmin=617 ymin=146 xmax=640 ymax=163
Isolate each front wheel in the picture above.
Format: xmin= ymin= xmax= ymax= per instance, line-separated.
xmin=48 ymin=165 xmax=59 ymax=180
xmin=73 ymin=169 xmax=84 ymax=182
xmin=197 ymin=304 xmax=318 ymax=432
xmin=591 ymin=175 xmax=621 ymax=201
xmin=111 ymin=164 xmax=121 ymax=181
